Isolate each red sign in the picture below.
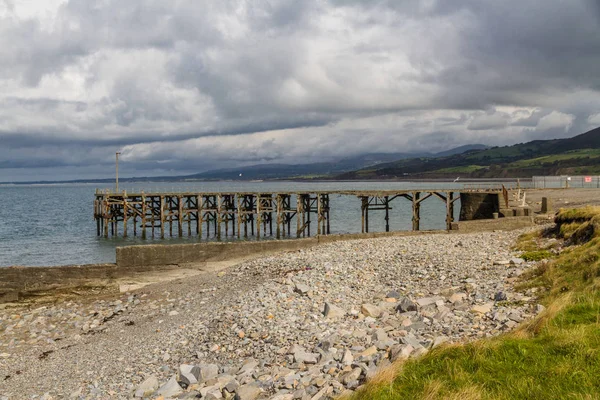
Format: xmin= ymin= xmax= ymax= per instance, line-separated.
xmin=585 ymin=176 xmax=592 ymax=183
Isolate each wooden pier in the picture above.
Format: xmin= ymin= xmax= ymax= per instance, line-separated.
xmin=94 ymin=188 xmax=509 ymax=239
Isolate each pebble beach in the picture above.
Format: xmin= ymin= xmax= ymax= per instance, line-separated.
xmin=0 ymin=229 xmax=544 ymax=399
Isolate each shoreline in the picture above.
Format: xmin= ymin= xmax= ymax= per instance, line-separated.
xmin=1 ymin=227 xmax=543 ymax=399
xmin=0 ymin=217 xmax=536 ymax=304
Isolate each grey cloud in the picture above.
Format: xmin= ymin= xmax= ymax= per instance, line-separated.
xmin=468 ymin=111 xmax=510 ymax=131
xmin=1 ymin=0 xmax=600 ymax=181
xmin=435 ymin=115 xmax=468 ymax=127
xmin=0 ymin=114 xmax=333 ymax=149
xmin=512 ymin=109 xmax=548 ymax=128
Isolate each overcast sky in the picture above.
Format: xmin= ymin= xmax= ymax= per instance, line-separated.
xmin=1 ymin=0 xmax=600 ymax=181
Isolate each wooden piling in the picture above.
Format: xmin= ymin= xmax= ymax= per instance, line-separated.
xmin=141 ymin=194 xmax=147 ymax=239
xmin=217 ymin=194 xmax=222 ymax=240
xmin=123 ymin=195 xmax=128 ymax=237
xmin=412 ymin=192 xmax=420 ymax=231
xmin=159 ymin=196 xmax=165 ymax=239
xmin=197 ymin=195 xmax=203 ymax=238
xmin=256 ymin=194 xmax=261 ymax=240
xmin=446 ymin=192 xmax=454 ymax=230
xmin=317 ymin=195 xmax=322 ymax=235
xmin=276 ymin=195 xmax=282 ymax=239
xmin=103 ymin=197 xmax=109 ymax=238
xmin=384 ymin=195 xmax=390 ymax=232
xmin=237 ymin=195 xmax=242 ymax=239
xmin=178 ymin=195 xmax=183 ymax=237
xmin=296 ymin=194 xmax=303 ymax=238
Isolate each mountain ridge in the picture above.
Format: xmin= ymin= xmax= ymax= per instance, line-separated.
xmin=337 ymin=126 xmax=600 ymax=179
xmin=187 ymin=144 xmax=489 ymax=180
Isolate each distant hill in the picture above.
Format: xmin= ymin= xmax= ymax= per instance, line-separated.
xmin=338 ymin=127 xmax=600 ymax=179
xmin=187 ymin=145 xmax=489 ymax=180
xmin=434 ymin=144 xmax=489 ymax=157
xmin=0 ymin=144 xmax=490 ymax=185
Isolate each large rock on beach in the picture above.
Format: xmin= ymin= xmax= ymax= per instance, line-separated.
xmin=396 ymin=297 xmax=418 ymax=313
xmin=360 ymin=303 xmax=381 ymax=317
xmin=323 ymin=302 xmax=345 ymax=319
xmin=134 ymin=375 xmax=159 ymax=398
xmin=157 ymin=376 xmax=184 ymax=397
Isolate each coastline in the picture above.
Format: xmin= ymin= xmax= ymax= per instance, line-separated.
xmin=1 ymin=227 xmax=542 ymax=399
xmin=0 ymin=216 xmax=535 ymax=304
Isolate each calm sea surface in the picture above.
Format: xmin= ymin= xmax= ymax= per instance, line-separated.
xmin=0 ymin=181 xmax=468 ymax=267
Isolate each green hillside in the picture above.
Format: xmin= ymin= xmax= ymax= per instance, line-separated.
xmin=338 ymin=127 xmax=600 ymax=179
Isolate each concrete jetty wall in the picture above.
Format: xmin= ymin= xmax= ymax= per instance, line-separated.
xmin=114 ymin=230 xmax=446 ymax=269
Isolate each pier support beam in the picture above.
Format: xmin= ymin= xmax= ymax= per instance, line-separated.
xmin=360 ymin=196 xmax=369 ymax=233
xmin=412 ymin=192 xmax=420 ymax=231
xmin=178 ymin=195 xmax=183 ymax=237
xmin=160 ymin=196 xmax=165 ymax=239
xmin=122 ymin=194 xmax=128 ymax=237
xmin=384 ymin=196 xmax=390 ymax=232
xmin=141 ymin=194 xmax=147 ymax=239
xmin=217 ymin=194 xmax=222 ymax=240
xmin=197 ymin=195 xmax=203 ymax=238
xmin=256 ymin=194 xmax=262 ymax=240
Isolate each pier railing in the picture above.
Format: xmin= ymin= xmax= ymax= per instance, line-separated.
xmin=94 ymin=182 xmax=522 ymax=196
xmin=532 ymin=175 xmax=600 ymax=189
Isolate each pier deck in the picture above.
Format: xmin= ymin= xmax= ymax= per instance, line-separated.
xmin=93 ymin=188 xmax=510 ymax=239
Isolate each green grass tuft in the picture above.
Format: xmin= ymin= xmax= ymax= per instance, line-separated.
xmin=520 ymin=250 xmax=555 ymax=261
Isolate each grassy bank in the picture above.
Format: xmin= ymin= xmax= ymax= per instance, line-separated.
xmin=348 ymin=207 xmax=600 ymax=400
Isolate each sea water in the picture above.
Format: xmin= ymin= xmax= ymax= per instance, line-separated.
xmin=0 ymin=181 xmax=466 ymax=266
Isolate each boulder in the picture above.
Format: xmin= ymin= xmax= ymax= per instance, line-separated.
xmin=134 ymin=375 xmax=159 ymax=398
xmin=156 ymin=376 xmax=184 ymax=398
xmin=342 ymin=349 xmax=354 ymax=366
xmin=235 ymin=383 xmax=262 ymax=400
xmin=470 ymin=303 xmax=493 ymax=314
xmin=494 ymin=292 xmax=508 ymax=302
xmin=359 ymin=346 xmax=377 ymax=357
xmin=179 ymin=364 xmax=201 ymax=386
xmin=396 ymin=297 xmax=418 ymax=313
xmin=294 ymin=283 xmax=310 ymax=295
xmin=360 ymin=303 xmax=381 ymax=318
xmin=237 ymin=359 xmax=258 ymax=376
xmin=323 ymin=302 xmax=345 ymax=319
xmin=510 ymin=258 xmax=524 ymax=266
xmin=342 ymin=368 xmax=362 ymax=385
xmin=199 ymin=364 xmax=219 ymax=382
xmin=294 ymin=349 xmax=319 ymax=364
xmin=448 ymin=292 xmax=467 ymax=303
xmin=415 ymin=297 xmax=443 ymax=307
xmin=386 ymin=290 xmax=401 ymax=299
xmin=389 ymin=344 xmax=414 ymax=362
xmin=431 ymin=336 xmax=449 ymax=348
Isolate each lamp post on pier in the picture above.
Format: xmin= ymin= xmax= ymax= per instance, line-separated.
xmin=116 ymin=151 xmax=121 ymax=192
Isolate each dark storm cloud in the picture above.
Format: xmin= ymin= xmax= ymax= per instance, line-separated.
xmin=1 ymin=0 xmax=600 ymax=181
xmin=0 ymin=115 xmax=333 ymax=148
